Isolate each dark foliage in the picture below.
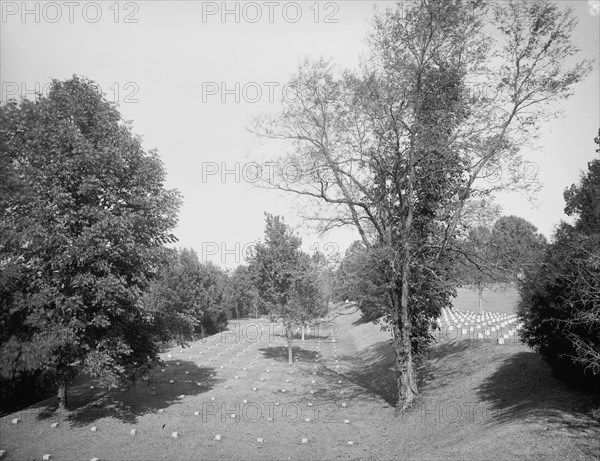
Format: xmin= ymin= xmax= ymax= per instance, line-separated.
xmin=518 ymin=134 xmax=600 ymax=417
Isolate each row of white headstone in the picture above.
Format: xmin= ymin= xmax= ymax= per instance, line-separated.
xmin=438 ymin=308 xmax=523 ymax=344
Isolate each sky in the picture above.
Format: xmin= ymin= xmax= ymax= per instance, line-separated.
xmin=1 ymin=0 xmax=599 ymax=270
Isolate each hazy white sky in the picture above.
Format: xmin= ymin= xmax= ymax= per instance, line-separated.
xmin=2 ymin=1 xmax=599 ymax=269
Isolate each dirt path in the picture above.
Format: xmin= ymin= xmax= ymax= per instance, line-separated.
xmin=1 ymin=308 xmax=599 ymax=460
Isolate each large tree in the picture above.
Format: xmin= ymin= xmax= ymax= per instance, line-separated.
xmin=519 ymin=133 xmax=600 ymax=415
xmin=252 ymin=0 xmax=590 ymax=408
xmin=0 ymin=77 xmax=181 ymax=410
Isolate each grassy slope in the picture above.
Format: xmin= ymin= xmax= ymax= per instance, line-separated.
xmin=1 ymin=290 xmax=599 ymax=460
xmin=453 ymin=283 xmax=520 ymax=315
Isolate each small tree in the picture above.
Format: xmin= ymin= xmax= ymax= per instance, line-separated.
xmin=249 ymin=214 xmax=326 ymax=363
xmin=456 ymin=225 xmax=502 ymax=313
xmin=0 ymin=77 xmax=181 ymax=410
xmin=295 ymin=254 xmax=329 ymax=341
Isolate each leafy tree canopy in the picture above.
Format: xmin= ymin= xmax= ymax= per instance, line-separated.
xmin=0 ymin=76 xmax=181 ymax=409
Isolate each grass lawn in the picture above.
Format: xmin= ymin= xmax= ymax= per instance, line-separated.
xmin=1 ymin=293 xmax=599 ymax=460
xmin=453 ymin=283 xmax=520 ymax=315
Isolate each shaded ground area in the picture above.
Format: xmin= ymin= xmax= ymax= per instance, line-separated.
xmin=477 ymin=351 xmax=600 ymax=423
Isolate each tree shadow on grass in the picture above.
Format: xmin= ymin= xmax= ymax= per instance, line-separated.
xmin=476 ymin=351 xmax=600 ymax=425
xmin=259 ymin=346 xmax=320 ymax=363
xmin=267 ymin=325 xmax=343 ymax=343
xmin=341 ymin=338 xmax=487 ymax=407
xmin=34 ymin=360 xmax=218 ymax=426
xmin=476 ymin=350 xmax=600 ymax=457
xmin=342 ymin=339 xmax=397 ymax=406
xmin=351 ymin=316 xmax=373 ymax=326
xmin=418 ymin=339 xmax=487 ymax=393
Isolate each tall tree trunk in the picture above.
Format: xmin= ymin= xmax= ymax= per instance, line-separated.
xmin=478 ymin=286 xmax=483 ymax=314
xmin=301 ymin=325 xmax=305 ymax=341
xmin=395 ymin=116 xmax=418 ymax=410
xmin=287 ymin=325 xmax=293 ymax=364
xmin=57 ymin=379 xmax=68 ymax=412
xmin=395 ymin=260 xmax=417 ymax=410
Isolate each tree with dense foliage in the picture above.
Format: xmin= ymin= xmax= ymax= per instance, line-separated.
xmin=253 ymin=0 xmax=590 ymax=408
xmin=490 ymin=216 xmax=548 ymax=278
xmin=456 ymin=214 xmax=547 ymax=312
xmin=144 ymin=248 xmax=228 ymax=344
xmin=333 ymin=241 xmax=389 ymax=321
xmin=519 ymin=133 xmax=600 ymax=417
xmin=249 ymin=214 xmax=327 ymax=363
xmin=310 ymin=249 xmax=337 ymax=309
xmin=0 ymin=77 xmax=181 ymax=411
xmin=223 ymin=264 xmax=260 ymax=319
